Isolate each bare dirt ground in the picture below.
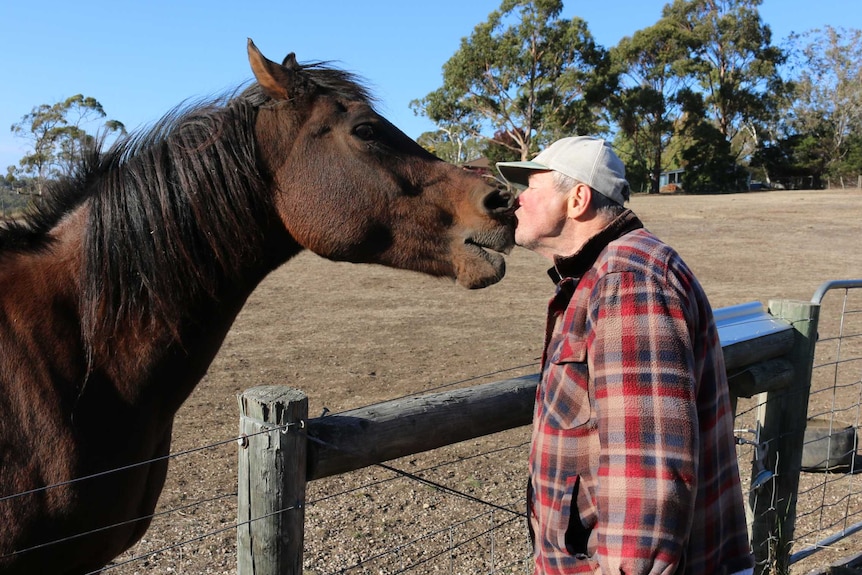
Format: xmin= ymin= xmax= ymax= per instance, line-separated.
xmin=108 ymin=188 xmax=862 ymax=574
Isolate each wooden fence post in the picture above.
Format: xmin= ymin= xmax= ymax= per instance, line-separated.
xmin=750 ymin=301 xmax=820 ymax=574
xmin=237 ymin=386 xmax=308 ymax=575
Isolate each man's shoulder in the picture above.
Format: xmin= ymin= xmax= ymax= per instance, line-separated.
xmin=601 ymin=228 xmax=681 ymax=272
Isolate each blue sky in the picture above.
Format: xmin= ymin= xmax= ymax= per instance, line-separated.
xmin=1 ymin=0 xmax=859 ymax=171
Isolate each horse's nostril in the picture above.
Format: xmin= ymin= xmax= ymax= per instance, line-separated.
xmin=483 ymin=188 xmax=514 ymax=213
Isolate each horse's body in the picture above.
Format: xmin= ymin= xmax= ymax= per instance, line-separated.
xmin=0 ymin=41 xmax=514 ymax=574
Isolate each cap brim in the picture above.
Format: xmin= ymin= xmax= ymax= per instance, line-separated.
xmin=496 ymin=160 xmax=551 ymax=187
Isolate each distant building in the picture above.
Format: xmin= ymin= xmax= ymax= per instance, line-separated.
xmin=461 ymin=157 xmax=492 ymax=175
xmin=461 ymin=157 xmax=510 ymax=187
xmin=659 ymin=169 xmax=684 ymax=190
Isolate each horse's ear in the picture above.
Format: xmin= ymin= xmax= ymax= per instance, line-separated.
xmin=247 ymin=38 xmax=292 ymax=100
xmin=282 ymin=53 xmax=299 ymax=69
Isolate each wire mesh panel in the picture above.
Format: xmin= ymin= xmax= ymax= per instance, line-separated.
xmin=789 ymin=281 xmax=862 ymax=573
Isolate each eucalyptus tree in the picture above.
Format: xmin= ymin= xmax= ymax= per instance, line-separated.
xmin=786 ymin=26 xmax=862 ymax=180
xmin=411 ymin=85 xmax=484 ymax=164
xmin=412 ymin=0 xmax=615 ymax=161
xmin=10 ymin=94 xmax=125 ymax=194
xmin=664 ymin=0 xmax=786 ymax=162
xmin=610 ymin=16 xmax=695 ymax=193
xmin=415 ymin=126 xmax=485 ymax=165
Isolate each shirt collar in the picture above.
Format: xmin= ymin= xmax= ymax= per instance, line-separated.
xmin=547 ymin=210 xmax=644 ymax=284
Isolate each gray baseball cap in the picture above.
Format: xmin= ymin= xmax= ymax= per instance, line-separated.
xmin=497 ymin=136 xmax=630 ymax=205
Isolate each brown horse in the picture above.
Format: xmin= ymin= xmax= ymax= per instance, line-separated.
xmin=0 ymin=40 xmax=514 ymax=574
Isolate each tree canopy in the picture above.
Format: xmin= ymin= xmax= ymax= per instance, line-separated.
xmin=411 ymin=0 xmax=614 ymax=162
xmin=786 ymin=26 xmax=862 ymax=180
xmin=411 ymin=0 xmax=855 ymax=194
xmin=9 ymin=94 xmax=125 ymax=195
xmin=609 ymin=15 xmax=694 ymax=193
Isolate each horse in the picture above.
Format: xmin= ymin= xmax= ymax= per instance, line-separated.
xmin=0 ymin=39 xmax=515 ymax=575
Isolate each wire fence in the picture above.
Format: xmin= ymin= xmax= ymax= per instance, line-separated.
xmin=39 ymin=362 xmax=539 ymax=574
xmin=729 ymin=281 xmax=862 ymax=574
xmin=767 ymin=174 xmax=861 ymax=191
xmin=5 ymin=283 xmax=862 ymax=574
xmin=302 ymin=449 xmax=532 ymax=575
xmin=788 ymin=282 xmax=862 ymax=573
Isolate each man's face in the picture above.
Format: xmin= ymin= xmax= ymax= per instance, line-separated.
xmin=513 ymin=170 xmax=569 ymax=253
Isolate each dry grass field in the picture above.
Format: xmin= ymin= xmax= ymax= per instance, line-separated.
xmin=107 ymin=188 xmax=862 ymax=574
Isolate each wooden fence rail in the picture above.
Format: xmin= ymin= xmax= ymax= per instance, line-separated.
xmin=236 ymin=299 xmax=822 ymax=575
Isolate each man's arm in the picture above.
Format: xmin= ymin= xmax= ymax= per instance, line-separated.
xmin=588 ymin=271 xmax=698 ymax=575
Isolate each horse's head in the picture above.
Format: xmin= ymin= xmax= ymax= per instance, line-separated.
xmin=247 ymin=40 xmax=515 ymax=289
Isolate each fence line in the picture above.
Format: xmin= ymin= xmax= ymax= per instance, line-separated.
xmin=301 ymin=442 xmax=533 ymax=575
xmin=88 ymin=280 xmax=862 ymax=574
xmin=0 ymin=421 xmax=283 ymax=568
xmin=824 ymin=175 xmax=862 ymax=190
xmin=94 ymin=502 xmax=301 ymax=575
xmin=316 ymin=508 xmax=526 ymax=575
xmin=238 ymin=291 xmax=847 ymax=575
xmin=6 ymin=492 xmax=235 ymax=561
xmin=305 ymin=374 xmax=538 ymax=480
xmin=0 ymin=427 xmax=258 ymax=505
xmin=9 ymin=282 xmax=860 ymax=573
xmin=0 ymin=357 xmax=538 ymax=571
xmin=102 ymin=437 xmax=533 ymax=573
xmin=306 ymin=440 xmax=529 ymax=508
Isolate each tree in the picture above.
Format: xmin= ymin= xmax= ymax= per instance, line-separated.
xmin=10 ymin=95 xmax=125 ymax=194
xmin=415 ymin=128 xmax=484 ymax=165
xmin=664 ymin=0 xmax=787 ymax=163
xmin=610 ymin=16 xmax=695 ymax=194
xmin=673 ymin=88 xmax=742 ymax=193
xmin=412 ymin=0 xmax=615 ymax=161
xmin=482 ymin=128 xmax=524 ymax=166
xmin=411 ymin=83 xmax=486 ymax=165
xmin=786 ymin=26 xmax=862 ymax=180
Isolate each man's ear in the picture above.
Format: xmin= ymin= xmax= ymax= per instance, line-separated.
xmin=567 ymin=182 xmax=592 ymax=219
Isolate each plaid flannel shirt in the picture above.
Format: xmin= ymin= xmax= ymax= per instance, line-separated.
xmin=529 ymin=210 xmax=754 ymax=575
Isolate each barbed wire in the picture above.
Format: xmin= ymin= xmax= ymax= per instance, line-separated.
xmin=0 ymin=430 xmax=242 ymax=504
xmin=87 ymin=433 xmax=529 ymax=574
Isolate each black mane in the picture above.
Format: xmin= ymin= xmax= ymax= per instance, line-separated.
xmin=82 ymin=86 xmax=273 ymax=342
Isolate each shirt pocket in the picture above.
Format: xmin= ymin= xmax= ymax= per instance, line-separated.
xmin=543 ymin=334 xmax=592 ymax=430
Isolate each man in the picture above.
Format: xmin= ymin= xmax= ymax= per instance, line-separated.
xmin=497 ymin=137 xmax=754 ymax=575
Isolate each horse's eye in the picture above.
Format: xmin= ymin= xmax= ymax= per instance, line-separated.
xmin=353 ymin=124 xmax=375 ymax=141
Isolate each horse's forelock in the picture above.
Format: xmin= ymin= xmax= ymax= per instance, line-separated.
xmin=299 ymin=63 xmax=376 ymax=104
xmin=244 ymin=60 xmax=377 ymax=108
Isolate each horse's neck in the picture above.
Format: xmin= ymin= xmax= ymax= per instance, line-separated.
xmin=0 ymin=210 xmax=88 ymax=431
xmin=86 ymin=267 xmax=263 ymax=419
xmin=45 ymin=205 xmax=267 ymax=418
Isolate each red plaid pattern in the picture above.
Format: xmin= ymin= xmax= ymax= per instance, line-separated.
xmin=529 ymin=211 xmax=753 ymax=575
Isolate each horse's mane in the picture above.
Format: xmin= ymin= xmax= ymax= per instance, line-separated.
xmin=83 ymin=88 xmax=273 ymax=343
xmin=0 ymin=60 xmax=375 ymax=346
